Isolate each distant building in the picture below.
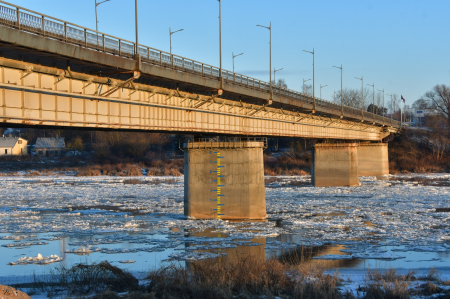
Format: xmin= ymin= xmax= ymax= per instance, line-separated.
xmin=0 ymin=136 xmax=28 ymax=156
xmin=35 ymin=137 xmax=65 ymax=157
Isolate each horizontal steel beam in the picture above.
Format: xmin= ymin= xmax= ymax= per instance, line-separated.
xmin=0 ymin=65 xmax=392 ymax=140
xmin=0 ymin=24 xmax=401 ymax=129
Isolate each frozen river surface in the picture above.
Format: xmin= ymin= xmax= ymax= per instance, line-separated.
xmin=0 ymin=174 xmax=449 ymax=283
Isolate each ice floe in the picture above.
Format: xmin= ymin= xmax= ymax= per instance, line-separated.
xmin=0 ymin=173 xmax=449 ymax=277
xmin=8 ymin=254 xmax=62 ymax=265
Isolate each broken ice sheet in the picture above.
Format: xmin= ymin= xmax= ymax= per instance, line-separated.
xmin=118 ymin=260 xmax=135 ymax=263
xmin=168 ymin=251 xmax=227 ymax=261
xmin=313 ymin=254 xmax=353 ymax=260
xmin=1 ymin=241 xmax=48 ymax=248
xmin=65 ymin=246 xmax=102 ymax=254
xmin=0 ymin=173 xmax=450 ymax=276
xmin=8 ymin=254 xmax=62 ymax=265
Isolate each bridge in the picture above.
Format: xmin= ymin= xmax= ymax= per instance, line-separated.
xmin=0 ymin=1 xmax=401 ymax=220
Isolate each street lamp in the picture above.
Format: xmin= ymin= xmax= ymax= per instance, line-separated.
xmin=355 ymin=76 xmax=363 ymax=120
xmin=135 ymin=0 xmax=139 ymax=57
xmin=232 ymin=52 xmax=244 ymax=73
xmin=320 ymin=84 xmax=327 ymax=99
xmin=95 ymin=0 xmax=110 ymax=47
xmin=303 ymin=48 xmax=315 ymax=112
xmin=333 ymin=64 xmax=343 ymax=117
xmin=377 ymin=88 xmax=385 ymax=125
xmin=169 ymin=27 xmax=184 ymax=55
xmin=386 ymin=93 xmax=393 ymax=126
xmin=274 ymin=67 xmax=283 ymax=85
xmin=218 ymin=0 xmax=222 ymax=85
xmin=257 ymin=22 xmax=272 ymax=99
xmin=303 ymin=78 xmax=311 ymax=95
xmin=367 ymin=83 xmax=375 ymax=123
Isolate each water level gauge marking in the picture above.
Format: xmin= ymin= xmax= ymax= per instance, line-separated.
xmin=210 ymin=151 xmax=224 ymax=219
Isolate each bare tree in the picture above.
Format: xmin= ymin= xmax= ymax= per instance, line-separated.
xmin=425 ymin=115 xmax=450 ymax=160
xmin=303 ymin=84 xmax=312 ymax=96
xmin=412 ymin=98 xmax=431 ymax=110
xmin=422 ymin=84 xmax=450 ymax=126
xmin=334 ymin=88 xmax=360 ymax=108
xmin=271 ymin=78 xmax=288 ymax=89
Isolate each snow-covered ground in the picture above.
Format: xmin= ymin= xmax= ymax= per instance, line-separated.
xmin=0 ymin=174 xmax=449 ymax=284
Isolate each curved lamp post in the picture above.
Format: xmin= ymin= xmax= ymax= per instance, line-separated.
xmin=257 ymin=23 xmax=272 ymax=100
xmin=303 ymin=49 xmax=315 ymax=112
xmin=367 ymin=83 xmax=375 ymax=123
xmin=232 ymin=52 xmax=244 ymax=73
xmin=170 ymin=28 xmax=184 ymax=54
xmin=355 ymin=76 xmax=364 ymax=121
xmin=320 ymin=84 xmax=327 ymax=99
xmin=274 ymin=67 xmax=283 ymax=85
xmin=95 ymin=0 xmax=110 ymax=46
xmin=333 ymin=64 xmax=343 ymax=117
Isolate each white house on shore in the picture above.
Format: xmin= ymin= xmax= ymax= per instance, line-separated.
xmin=0 ymin=136 xmax=28 ymax=156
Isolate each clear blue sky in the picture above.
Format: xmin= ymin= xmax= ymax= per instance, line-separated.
xmin=8 ymin=0 xmax=450 ymax=106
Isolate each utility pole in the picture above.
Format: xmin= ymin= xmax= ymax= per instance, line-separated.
xmin=303 ymin=49 xmax=315 ymax=112
xmin=257 ymin=22 xmax=272 ymax=100
xmin=367 ymin=83 xmax=375 ymax=123
xmin=169 ymin=27 xmax=184 ymax=54
xmin=303 ymin=78 xmax=311 ymax=95
xmin=386 ymin=93 xmax=393 ymax=126
xmin=378 ymin=88 xmax=385 ymax=126
xmin=333 ymin=64 xmax=343 ymax=118
xmin=355 ymin=76 xmax=363 ymax=121
xmin=218 ymin=0 xmax=222 ymax=90
xmin=232 ymin=52 xmax=244 ymax=73
xmin=320 ymin=84 xmax=327 ymax=99
xmin=274 ymin=67 xmax=283 ymax=85
xmin=95 ymin=0 xmax=110 ymax=47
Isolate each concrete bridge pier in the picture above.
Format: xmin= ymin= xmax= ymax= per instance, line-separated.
xmin=183 ymin=139 xmax=267 ymax=220
xmin=358 ymin=143 xmax=389 ymax=176
xmin=312 ymin=143 xmax=360 ymax=187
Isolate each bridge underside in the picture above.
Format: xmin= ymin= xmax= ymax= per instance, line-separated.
xmin=0 ymin=60 xmax=391 ymax=140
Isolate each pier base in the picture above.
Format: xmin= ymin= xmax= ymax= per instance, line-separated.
xmin=183 ymin=140 xmax=266 ymax=220
xmin=358 ymin=143 xmax=389 ymax=176
xmin=312 ymin=143 xmax=360 ymax=187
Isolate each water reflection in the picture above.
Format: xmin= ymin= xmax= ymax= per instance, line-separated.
xmin=183 ymin=228 xmax=363 ymax=270
xmin=185 ymin=229 xmax=266 ymax=265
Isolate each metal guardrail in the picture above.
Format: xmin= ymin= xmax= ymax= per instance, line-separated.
xmin=0 ymin=0 xmax=401 ymax=128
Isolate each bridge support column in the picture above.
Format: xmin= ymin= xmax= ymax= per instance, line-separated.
xmin=183 ymin=140 xmax=267 ymax=220
xmin=312 ymin=143 xmax=360 ymax=187
xmin=358 ymin=143 xmax=389 ymax=176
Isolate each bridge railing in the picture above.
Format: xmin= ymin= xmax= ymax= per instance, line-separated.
xmin=0 ymin=0 xmax=401 ymax=128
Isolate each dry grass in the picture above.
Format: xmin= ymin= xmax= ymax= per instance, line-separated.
xmin=19 ymin=255 xmax=347 ymax=298
xmin=361 ymin=269 xmax=412 ymax=299
xmin=361 ymin=268 xmax=450 ymax=299
xmin=29 ymin=261 xmax=138 ymax=297
xmin=145 ymin=254 xmax=343 ymax=299
xmin=19 ymin=257 xmax=450 ymax=298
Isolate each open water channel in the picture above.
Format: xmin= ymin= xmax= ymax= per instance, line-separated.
xmin=0 ymin=174 xmax=449 ymax=284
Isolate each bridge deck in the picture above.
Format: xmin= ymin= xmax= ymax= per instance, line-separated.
xmin=0 ymin=1 xmax=400 ymax=141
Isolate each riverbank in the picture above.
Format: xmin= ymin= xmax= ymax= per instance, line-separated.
xmin=6 ymin=257 xmax=450 ymax=298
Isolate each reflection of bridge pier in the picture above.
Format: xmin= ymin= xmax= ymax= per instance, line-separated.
xmin=186 ymin=229 xmax=266 ymax=267
xmin=183 ymin=139 xmax=266 ymax=220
